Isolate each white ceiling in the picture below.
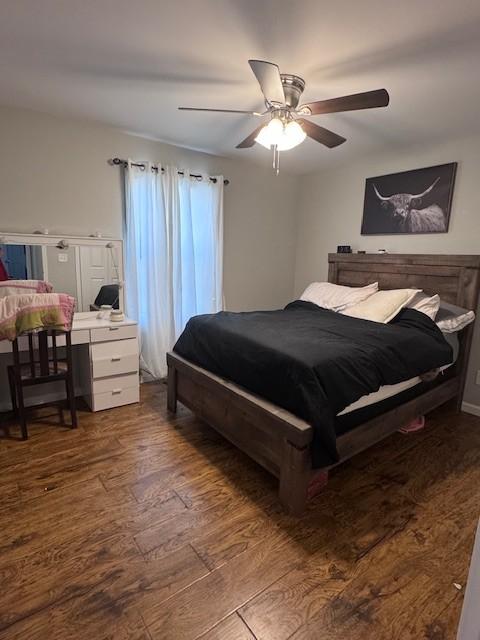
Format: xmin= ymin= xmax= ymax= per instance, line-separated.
xmin=1 ymin=0 xmax=480 ymax=174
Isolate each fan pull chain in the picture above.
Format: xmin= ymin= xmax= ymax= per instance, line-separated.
xmin=272 ymin=145 xmax=280 ymax=175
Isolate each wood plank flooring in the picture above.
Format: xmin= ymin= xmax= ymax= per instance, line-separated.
xmin=0 ymin=383 xmax=479 ymax=639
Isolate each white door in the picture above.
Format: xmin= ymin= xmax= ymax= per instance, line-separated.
xmin=79 ymin=246 xmax=114 ymax=311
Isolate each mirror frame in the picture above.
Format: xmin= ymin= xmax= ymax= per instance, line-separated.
xmin=0 ymin=232 xmax=125 ymax=312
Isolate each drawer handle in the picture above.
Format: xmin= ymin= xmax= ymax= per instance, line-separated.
xmin=112 ymin=389 xmax=122 ymax=395
xmin=109 ymin=327 xmax=120 ymax=331
xmin=111 ymin=357 xmax=122 ymax=362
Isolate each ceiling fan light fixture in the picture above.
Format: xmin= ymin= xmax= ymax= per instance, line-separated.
xmin=281 ymin=120 xmax=306 ymax=150
xmin=255 ymin=117 xmax=283 ymax=149
xmin=255 ymin=118 xmax=306 ymax=151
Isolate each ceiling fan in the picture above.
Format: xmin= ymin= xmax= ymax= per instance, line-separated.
xmin=179 ymin=60 xmax=389 ymax=173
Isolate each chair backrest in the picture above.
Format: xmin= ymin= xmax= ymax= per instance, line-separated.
xmin=13 ymin=329 xmax=73 ymax=378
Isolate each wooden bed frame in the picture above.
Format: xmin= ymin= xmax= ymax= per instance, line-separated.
xmin=167 ymin=254 xmax=480 ymax=515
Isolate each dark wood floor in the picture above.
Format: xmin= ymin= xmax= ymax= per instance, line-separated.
xmin=0 ymin=384 xmax=479 ymax=640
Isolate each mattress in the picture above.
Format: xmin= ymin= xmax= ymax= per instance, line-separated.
xmin=338 ymin=332 xmax=459 ymax=416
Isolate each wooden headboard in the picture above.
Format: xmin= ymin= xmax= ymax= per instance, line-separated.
xmin=328 ymin=253 xmax=480 ymax=311
xmin=328 ymin=253 xmax=480 ymax=403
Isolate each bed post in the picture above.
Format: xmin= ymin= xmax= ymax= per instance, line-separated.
xmin=455 ymin=325 xmax=475 ymax=412
xmin=167 ymin=359 xmax=177 ymax=413
xmin=455 ymin=266 xmax=480 ymax=412
xmin=278 ymin=439 xmax=311 ymax=516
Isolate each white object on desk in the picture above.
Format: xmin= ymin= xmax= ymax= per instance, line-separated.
xmin=110 ymin=309 xmax=125 ymax=322
xmin=0 ymin=312 xmax=140 ymax=412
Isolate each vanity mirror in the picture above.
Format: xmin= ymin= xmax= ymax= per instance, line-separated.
xmin=0 ymin=232 xmax=139 ymax=415
xmin=0 ymin=232 xmax=124 ymax=312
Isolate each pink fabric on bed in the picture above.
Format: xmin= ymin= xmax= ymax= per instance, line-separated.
xmin=398 ymin=415 xmax=425 ymax=434
xmin=0 ymin=280 xmax=53 ymax=297
xmin=0 ymin=293 xmax=76 ymax=341
xmin=307 ymin=469 xmax=329 ymax=499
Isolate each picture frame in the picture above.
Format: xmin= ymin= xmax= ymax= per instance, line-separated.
xmin=361 ymin=163 xmax=457 ymax=235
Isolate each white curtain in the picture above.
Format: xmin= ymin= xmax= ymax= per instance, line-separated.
xmin=124 ymin=162 xmax=224 ymax=378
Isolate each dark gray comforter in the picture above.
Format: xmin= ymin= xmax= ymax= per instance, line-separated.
xmin=174 ymin=301 xmax=452 ymax=467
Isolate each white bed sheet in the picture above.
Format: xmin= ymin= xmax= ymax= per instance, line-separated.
xmin=337 ymin=362 xmax=453 ymax=416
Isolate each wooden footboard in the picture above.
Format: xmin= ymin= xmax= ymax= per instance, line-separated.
xmin=167 ymin=351 xmax=314 ymax=515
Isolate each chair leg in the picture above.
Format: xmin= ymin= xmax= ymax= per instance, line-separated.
xmin=64 ymin=333 xmax=77 ymax=429
xmin=58 ymin=403 xmax=65 ymax=426
xmin=15 ymin=376 xmax=28 ymax=440
xmin=12 ymin=340 xmax=28 ymax=440
xmin=7 ymin=367 xmax=18 ymax=416
xmin=65 ymin=376 xmax=77 ymax=428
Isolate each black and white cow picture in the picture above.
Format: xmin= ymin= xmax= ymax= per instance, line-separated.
xmin=361 ymin=163 xmax=457 ymax=235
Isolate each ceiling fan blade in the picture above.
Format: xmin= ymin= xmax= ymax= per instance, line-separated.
xmin=300 ymin=89 xmax=389 ymax=116
xmin=236 ymin=124 xmax=266 ymax=149
xmin=297 ymin=119 xmax=346 ymax=148
xmin=248 ymin=59 xmax=285 ymax=105
xmin=179 ymin=107 xmax=263 ymax=115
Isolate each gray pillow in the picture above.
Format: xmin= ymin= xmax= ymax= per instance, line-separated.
xmin=436 ymin=301 xmax=475 ymax=333
xmin=442 ymin=331 xmax=459 ymax=362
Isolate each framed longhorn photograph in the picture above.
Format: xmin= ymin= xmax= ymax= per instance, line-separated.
xmin=361 ymin=163 xmax=457 ymax=235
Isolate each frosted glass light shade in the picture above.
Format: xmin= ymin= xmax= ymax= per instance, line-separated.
xmin=255 ymin=118 xmax=306 ymax=151
xmin=281 ymin=120 xmax=306 ymax=150
xmin=255 ymin=118 xmax=283 ymax=149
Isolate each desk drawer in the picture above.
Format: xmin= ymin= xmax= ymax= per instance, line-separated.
xmin=90 ymin=324 xmax=137 ymax=343
xmin=50 ymin=330 xmax=90 ymax=347
xmin=92 ymin=373 xmax=139 ymax=395
xmin=90 ymin=385 xmax=140 ymax=411
xmin=91 ymin=338 xmax=138 ymax=379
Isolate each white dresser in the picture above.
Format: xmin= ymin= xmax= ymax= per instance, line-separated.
xmin=0 ymin=312 xmax=140 ymax=412
xmin=75 ymin=313 xmax=140 ymax=411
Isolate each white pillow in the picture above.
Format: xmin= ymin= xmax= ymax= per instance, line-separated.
xmin=435 ymin=302 xmax=475 ymax=333
xmin=300 ymin=281 xmax=378 ymax=311
xmin=407 ymin=292 xmax=440 ymax=320
xmin=342 ymin=288 xmax=420 ymax=323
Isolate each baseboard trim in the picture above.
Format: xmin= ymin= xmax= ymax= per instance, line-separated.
xmin=461 ymin=401 xmax=480 ymax=417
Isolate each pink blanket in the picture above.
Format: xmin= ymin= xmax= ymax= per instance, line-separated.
xmin=0 ymin=293 xmax=76 ymax=341
xmin=0 ymin=280 xmax=53 ymax=297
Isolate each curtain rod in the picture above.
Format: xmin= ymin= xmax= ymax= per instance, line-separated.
xmin=109 ymin=158 xmax=229 ymax=185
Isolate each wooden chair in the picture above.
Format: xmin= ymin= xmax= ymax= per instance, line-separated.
xmin=7 ymin=330 xmax=77 ymax=439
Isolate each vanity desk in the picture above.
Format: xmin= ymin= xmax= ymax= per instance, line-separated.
xmin=0 ymin=312 xmax=140 ymax=413
xmin=0 ymin=231 xmax=140 ymax=413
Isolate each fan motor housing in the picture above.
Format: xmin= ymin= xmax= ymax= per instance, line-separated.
xmin=280 ymin=74 xmax=306 ymax=108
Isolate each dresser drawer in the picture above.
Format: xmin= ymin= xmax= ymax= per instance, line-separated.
xmin=91 ymin=338 xmax=138 ymax=379
xmin=90 ymin=385 xmax=140 ymax=412
xmin=92 ymin=373 xmax=139 ymax=395
xmin=90 ymin=324 xmax=137 ymax=343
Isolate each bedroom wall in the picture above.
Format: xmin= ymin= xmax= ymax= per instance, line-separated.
xmin=293 ymin=134 xmax=480 ymax=410
xmin=0 ymin=105 xmax=298 ymax=312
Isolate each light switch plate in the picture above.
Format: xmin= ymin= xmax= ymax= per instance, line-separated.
xmin=58 ymin=253 xmax=68 ymax=263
